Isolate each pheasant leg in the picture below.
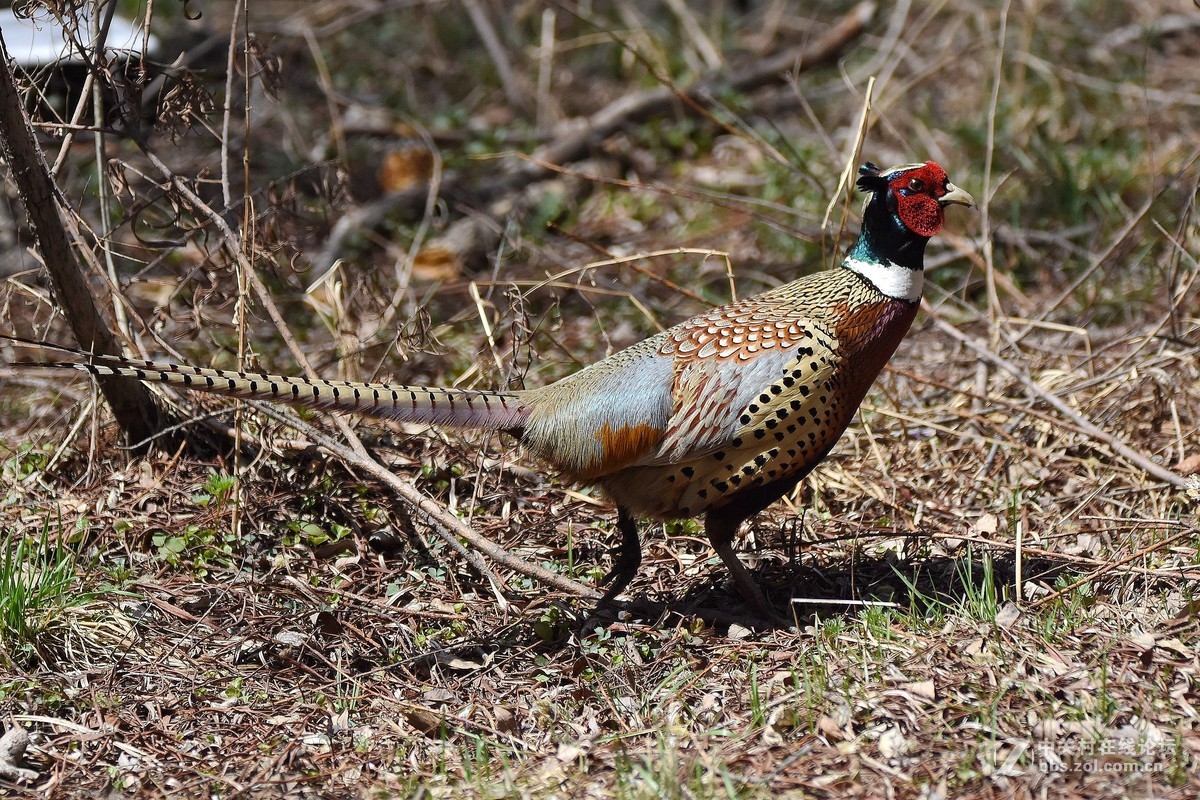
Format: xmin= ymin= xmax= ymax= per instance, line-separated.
xmin=598 ymin=507 xmax=642 ymax=603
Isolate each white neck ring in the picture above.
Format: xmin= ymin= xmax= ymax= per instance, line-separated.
xmin=844 ymin=256 xmax=924 ymax=302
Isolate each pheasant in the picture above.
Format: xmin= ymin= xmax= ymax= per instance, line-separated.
xmin=9 ymin=161 xmax=972 ymax=617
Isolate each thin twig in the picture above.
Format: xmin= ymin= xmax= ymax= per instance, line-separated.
xmin=535 ymin=8 xmax=556 ymax=134
xmin=249 ymin=401 xmax=600 ymax=599
xmin=981 ymin=0 xmax=1010 ymax=330
xmin=220 ymin=0 xmax=244 ymax=208
xmin=926 ymin=310 xmax=1186 ymax=488
xmin=821 ymin=74 xmax=874 ymax=231
xmin=1027 ymin=525 xmax=1198 ymax=609
xmin=89 ymin=0 xmax=127 ymax=335
xmin=461 ymin=0 xmax=527 ymax=111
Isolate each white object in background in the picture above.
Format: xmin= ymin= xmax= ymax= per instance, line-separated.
xmin=0 ymin=8 xmax=159 ymax=67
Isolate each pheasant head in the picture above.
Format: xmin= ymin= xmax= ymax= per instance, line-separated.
xmin=851 ymin=161 xmax=973 ymax=271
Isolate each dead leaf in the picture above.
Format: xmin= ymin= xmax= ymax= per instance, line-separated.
xmin=995 ymin=602 xmax=1021 ymax=629
xmin=816 ymin=714 xmax=844 ymax=740
xmin=974 ymin=513 xmax=1000 ymax=535
xmin=0 ymin=726 xmax=36 ymax=782
xmin=401 ymin=706 xmax=447 ymax=738
xmin=1186 ymin=475 xmax=1200 ymax=501
xmin=1175 ymin=453 xmax=1200 ymax=475
xmin=1034 ymin=648 xmax=1073 ymax=676
xmin=903 ymin=680 xmax=936 ymax=701
xmin=761 ymin=723 xmax=784 ymax=747
xmin=1156 ymin=637 xmax=1192 ymax=658
xmin=726 ymin=623 xmax=752 ymax=640
xmin=436 ymin=649 xmax=494 ymax=671
xmin=557 ymin=743 xmax=584 ymax=762
xmin=313 ymin=610 xmax=343 ymax=637
xmin=877 ymin=725 xmax=908 ymax=759
xmin=301 ymin=733 xmax=332 ymax=749
xmin=1128 ymin=632 xmax=1156 ymax=651
xmin=412 ymin=245 xmax=461 ymax=281
xmin=494 ymin=707 xmax=519 ymax=735
xmin=379 ymin=146 xmax=433 ymax=192
xmin=273 ymin=630 xmax=309 ymax=648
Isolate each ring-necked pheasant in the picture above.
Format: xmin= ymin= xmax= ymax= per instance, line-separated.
xmin=9 ymin=161 xmax=972 ymax=616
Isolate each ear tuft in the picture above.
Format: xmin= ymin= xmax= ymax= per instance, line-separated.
xmin=856 ymin=162 xmax=886 ymax=194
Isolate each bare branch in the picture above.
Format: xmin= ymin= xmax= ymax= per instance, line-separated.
xmin=0 ymin=27 xmax=164 ymax=450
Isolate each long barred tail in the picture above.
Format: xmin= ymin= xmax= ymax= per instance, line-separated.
xmin=8 ymin=341 xmax=531 ymax=432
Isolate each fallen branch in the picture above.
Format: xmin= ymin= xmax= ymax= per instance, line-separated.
xmin=927 ymin=312 xmax=1186 ymax=488
xmin=309 ymin=2 xmax=876 ymax=272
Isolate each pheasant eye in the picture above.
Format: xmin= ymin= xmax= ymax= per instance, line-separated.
xmin=907 ymin=177 xmax=926 ymax=192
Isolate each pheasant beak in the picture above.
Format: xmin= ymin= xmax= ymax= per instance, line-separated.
xmin=940 ymin=183 xmax=975 ymax=208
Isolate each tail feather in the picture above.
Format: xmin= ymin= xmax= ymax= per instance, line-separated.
xmin=10 ymin=345 xmax=531 ymax=432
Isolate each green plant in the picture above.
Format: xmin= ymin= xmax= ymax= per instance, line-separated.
xmin=1 ymin=443 xmax=47 ymax=482
xmin=894 ymin=547 xmax=1003 ymax=625
xmin=747 ymin=662 xmax=765 ymax=728
xmin=152 ymin=524 xmax=235 ymax=575
xmin=190 ymin=471 xmax=238 ymax=508
xmin=956 ymin=551 xmax=1001 ymax=623
xmin=535 ymin=605 xmax=569 ymax=644
xmin=0 ymin=519 xmax=84 ymax=665
xmin=286 ymin=518 xmax=352 ymax=548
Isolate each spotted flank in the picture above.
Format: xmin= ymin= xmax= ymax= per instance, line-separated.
xmin=597 ymin=335 xmax=846 ymax=518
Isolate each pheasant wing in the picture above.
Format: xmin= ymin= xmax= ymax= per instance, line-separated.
xmin=651 ymin=298 xmax=842 ymax=464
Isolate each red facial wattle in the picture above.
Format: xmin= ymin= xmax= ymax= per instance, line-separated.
xmin=890 ymin=162 xmax=950 ymax=238
xmin=896 ymin=193 xmax=944 ymax=237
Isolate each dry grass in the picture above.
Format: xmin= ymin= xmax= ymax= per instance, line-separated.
xmin=0 ymin=0 xmax=1198 ymax=797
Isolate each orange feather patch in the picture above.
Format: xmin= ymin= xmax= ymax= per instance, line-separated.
xmin=585 ymin=422 xmax=663 ymax=477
